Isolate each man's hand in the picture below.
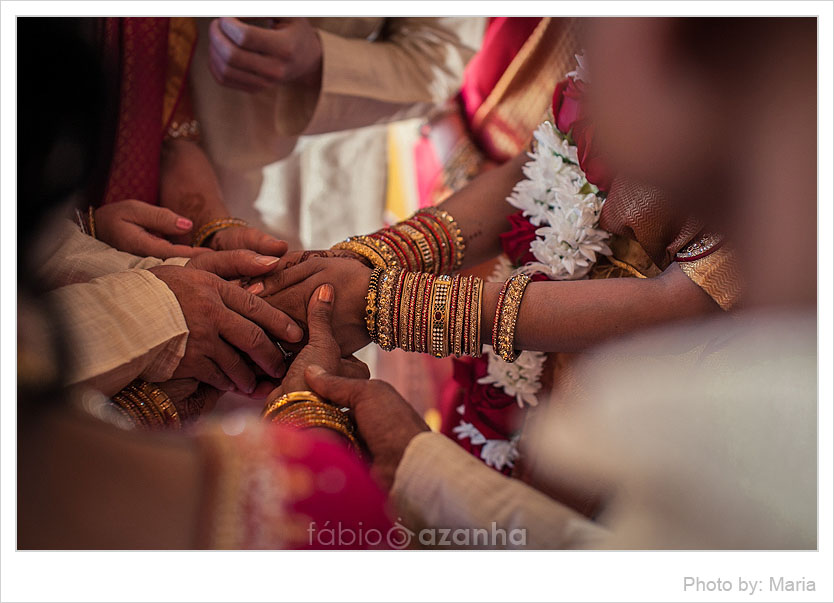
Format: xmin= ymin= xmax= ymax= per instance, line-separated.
xmin=149 ymin=251 xmax=304 ymax=395
xmin=271 ymin=283 xmax=371 ymax=396
xmin=208 ymin=17 xmax=323 ymax=92
xmin=305 ymin=364 xmax=430 ymax=490
xmin=95 ymin=199 xmax=210 ymax=259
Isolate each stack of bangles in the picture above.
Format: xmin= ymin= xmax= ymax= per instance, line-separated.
xmin=262 ymin=391 xmax=363 ymax=457
xmin=110 ymin=380 xmax=182 ymax=430
xmin=332 ymin=207 xmax=465 ymax=274
xmin=192 ymin=217 xmax=249 ymax=247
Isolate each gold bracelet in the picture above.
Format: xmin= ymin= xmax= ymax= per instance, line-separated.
xmin=262 ymin=391 xmax=363 ymax=456
xmin=418 ymin=207 xmax=466 ymax=271
xmin=135 ymin=381 xmax=181 ymax=429
xmin=492 ymin=274 xmax=531 ymax=363
xmin=375 ymin=268 xmax=400 ymax=350
xmin=429 ymin=275 xmax=452 ymax=358
xmin=332 ymin=239 xmax=387 ymax=269
xmin=111 ymin=380 xmax=181 ymax=430
xmin=365 ymin=267 xmax=383 ymax=340
xmin=88 ymin=206 xmax=96 ymax=239
xmin=192 ymin=217 xmax=248 ymax=247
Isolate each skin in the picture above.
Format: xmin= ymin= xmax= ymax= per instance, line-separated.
xmin=261 ymin=284 xmax=429 ymax=490
xmin=259 ymin=152 xmax=718 ymax=357
xmin=208 ymin=17 xmax=324 ymax=92
xmin=147 ymin=250 xmax=304 ymax=395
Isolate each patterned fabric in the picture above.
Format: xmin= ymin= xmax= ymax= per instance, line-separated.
xmin=100 ymin=18 xmax=169 ymax=206
xmin=677 ymin=245 xmax=743 ymax=311
xmin=599 ymin=176 xmax=703 ymax=270
xmin=197 ymin=418 xmax=393 ymax=549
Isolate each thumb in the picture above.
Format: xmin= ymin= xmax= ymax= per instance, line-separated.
xmin=306 ymin=284 xmax=336 ymax=346
xmin=305 ymin=364 xmax=368 ymax=409
xmin=131 ymin=202 xmax=194 ymax=236
xmin=189 ymin=249 xmax=281 ymax=278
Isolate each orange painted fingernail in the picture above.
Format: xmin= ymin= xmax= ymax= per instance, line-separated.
xmin=317 ymin=284 xmax=333 ymax=303
xmin=176 ymin=217 xmax=192 ymax=230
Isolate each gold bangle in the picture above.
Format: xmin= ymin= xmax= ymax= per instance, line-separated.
xmin=262 ymin=391 xmax=363 ymax=456
xmin=395 ymin=223 xmax=434 ymax=273
xmin=135 ymin=381 xmax=181 ymax=429
xmin=192 ymin=217 xmax=248 ymax=247
xmin=375 ymin=268 xmax=400 ymax=350
xmin=429 ymin=275 xmax=452 ymax=358
xmin=365 ymin=267 xmax=383 ymax=340
xmin=332 ymin=239 xmax=387 ymax=269
xmin=418 ymin=207 xmax=465 ymax=271
xmin=492 ymin=274 xmax=531 ymax=363
xmin=471 ymin=276 xmax=484 ymax=357
xmin=88 ymin=206 xmax=96 ymax=239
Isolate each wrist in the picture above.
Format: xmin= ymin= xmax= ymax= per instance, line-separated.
xmin=480 ymin=281 xmax=501 ymax=346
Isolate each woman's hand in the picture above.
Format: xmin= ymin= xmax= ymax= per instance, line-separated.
xmin=304 ymin=365 xmax=430 ymax=490
xmin=209 ymin=225 xmax=288 ymax=257
xmin=267 ymin=283 xmax=371 ymax=400
xmin=94 ymin=199 xmax=211 ymax=259
xmin=261 ymin=256 xmax=373 ymax=355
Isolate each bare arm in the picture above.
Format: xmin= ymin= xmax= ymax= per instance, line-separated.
xmin=158 ymin=139 xmax=230 ymax=241
xmin=435 ymin=152 xmax=528 ymax=268
xmin=481 ymin=262 xmax=721 ymax=353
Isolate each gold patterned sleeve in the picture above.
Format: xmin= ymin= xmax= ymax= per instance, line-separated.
xmin=674 ymin=233 xmax=743 ymax=311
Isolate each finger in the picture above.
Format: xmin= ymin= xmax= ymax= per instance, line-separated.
xmin=131 ymin=203 xmax=194 ymax=236
xmin=211 ymin=337 xmax=258 ymax=394
xmin=190 ymin=249 xmax=281 ymax=278
xmin=219 ymin=17 xmax=289 ymax=56
xmin=131 ymin=229 xmax=207 ymax=259
xmin=339 ymin=356 xmax=371 ymax=380
xmin=304 ymin=365 xmax=374 ymax=409
xmin=207 ymin=33 xmax=272 ymax=91
xmin=219 ymin=283 xmax=305 ymax=343
xmin=306 ymin=284 xmax=336 ymax=347
xmin=218 ymin=313 xmax=286 ymax=379
xmin=218 ymin=228 xmax=288 ymax=256
xmin=211 ymin=18 xmax=288 ymax=81
xmin=194 ymin=357 xmax=235 ymax=393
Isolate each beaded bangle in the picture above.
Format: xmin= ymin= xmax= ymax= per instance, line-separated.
xmin=110 ymin=380 xmax=181 ymax=430
xmin=491 ymin=274 xmax=531 ymax=363
xmin=88 ymin=206 xmax=96 ymax=239
xmin=376 ymin=268 xmax=400 ymax=351
xmin=332 ymin=239 xmax=386 ymax=269
xmin=365 ymin=267 xmax=383 ymax=340
xmin=193 ymin=217 xmax=248 ymax=247
xmin=262 ymin=391 xmax=363 ymax=456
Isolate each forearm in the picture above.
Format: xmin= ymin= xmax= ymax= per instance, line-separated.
xmin=480 ymin=263 xmax=721 ymax=354
xmin=437 ymin=153 xmax=527 ymax=268
xmin=159 ymin=139 xmax=230 ymax=242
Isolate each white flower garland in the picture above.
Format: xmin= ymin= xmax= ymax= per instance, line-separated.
xmin=454 ymin=60 xmax=611 ymax=471
xmin=506 ymin=121 xmax=611 ymax=281
xmin=451 ymin=405 xmax=521 ymax=471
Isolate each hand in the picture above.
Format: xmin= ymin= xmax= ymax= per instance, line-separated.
xmin=208 ymin=17 xmax=323 ymax=92
xmin=210 ymin=225 xmax=288 ymax=257
xmin=149 ymin=251 xmax=304 ymax=394
xmin=155 ymin=379 xmax=224 ymax=423
xmin=94 ymin=199 xmax=210 ymax=259
xmin=305 ymin=364 xmax=430 ymax=490
xmin=261 ymin=256 xmax=373 ymax=355
xmin=270 ymin=283 xmax=371 ymax=398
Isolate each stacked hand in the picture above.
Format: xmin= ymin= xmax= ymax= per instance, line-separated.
xmin=149 ymin=249 xmax=304 ymax=397
xmin=265 ymin=281 xmax=429 ymax=490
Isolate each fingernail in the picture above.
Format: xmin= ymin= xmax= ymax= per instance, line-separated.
xmin=286 ymin=323 xmax=303 ymax=341
xmin=176 ymin=217 xmax=193 ymax=230
xmin=307 ymin=364 xmax=326 ymax=377
xmin=317 ymin=284 xmax=334 ymax=303
xmin=255 ymin=255 xmax=280 ymax=266
xmin=246 ymin=282 xmax=264 ymax=295
xmin=227 ymin=384 xmax=236 ymax=392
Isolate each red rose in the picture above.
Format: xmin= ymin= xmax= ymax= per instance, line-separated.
xmin=552 ymin=77 xmax=585 ymax=134
xmin=499 ymin=210 xmax=538 ymax=265
xmin=551 ymin=77 xmax=614 ymax=193
xmin=572 ymin=118 xmax=614 ymax=192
